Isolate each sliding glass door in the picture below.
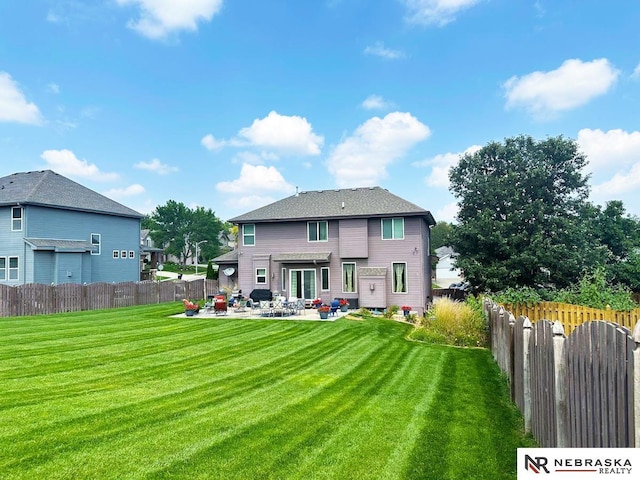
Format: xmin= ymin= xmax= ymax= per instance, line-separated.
xmin=290 ymin=269 xmax=317 ymax=300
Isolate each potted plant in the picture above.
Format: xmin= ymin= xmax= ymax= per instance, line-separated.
xmin=339 ymin=298 xmax=349 ymax=312
xmin=183 ymin=299 xmax=199 ymax=316
xmin=318 ymin=304 xmax=331 ymax=319
xmin=312 ymin=298 xmax=322 ymax=308
xmin=401 ymin=305 xmax=411 ymax=317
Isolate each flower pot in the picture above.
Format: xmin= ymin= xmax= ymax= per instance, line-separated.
xmin=340 ymin=305 xmax=348 ymax=312
xmin=319 ymin=311 xmax=329 ymax=319
xmin=185 ymin=309 xmax=195 ymax=317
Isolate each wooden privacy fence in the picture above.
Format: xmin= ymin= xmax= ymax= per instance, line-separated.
xmin=485 ymin=298 xmax=640 ymax=448
xmin=0 ymin=279 xmax=219 ymax=317
xmin=503 ymin=301 xmax=640 ymax=335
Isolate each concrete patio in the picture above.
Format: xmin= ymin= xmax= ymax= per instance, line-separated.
xmin=173 ymin=306 xmax=352 ymax=321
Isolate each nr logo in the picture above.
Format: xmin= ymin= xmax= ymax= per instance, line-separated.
xmin=525 ymin=455 xmax=550 ymax=474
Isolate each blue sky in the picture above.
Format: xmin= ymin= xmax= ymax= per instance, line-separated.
xmin=1 ymin=0 xmax=639 ymax=223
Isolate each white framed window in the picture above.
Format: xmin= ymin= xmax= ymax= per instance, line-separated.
xmin=307 ymin=221 xmax=328 ymax=242
xmin=129 ymin=251 xmax=135 ymax=259
xmin=120 ymin=250 xmax=127 ymax=259
xmin=243 ymin=224 xmax=255 ymax=246
xmin=382 ymin=218 xmax=404 ymax=240
xmin=8 ymin=256 xmax=18 ymax=281
xmin=11 ymin=207 xmax=23 ymax=231
xmin=113 ymin=250 xmax=120 ymax=259
xmin=256 ymin=267 xmax=267 ymax=284
xmin=392 ymin=262 xmax=408 ymax=293
xmin=281 ymin=268 xmax=286 ymax=291
xmin=321 ymin=267 xmax=330 ymax=291
xmin=342 ymin=262 xmax=356 ymax=293
xmin=91 ymin=233 xmax=101 ymax=255
xmin=0 ymin=257 xmax=6 ymax=280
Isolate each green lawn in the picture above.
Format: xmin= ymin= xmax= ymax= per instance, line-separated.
xmin=0 ymin=304 xmax=533 ymax=479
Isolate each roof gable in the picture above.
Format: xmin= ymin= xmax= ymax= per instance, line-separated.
xmin=0 ymin=170 xmax=142 ymax=218
xmin=229 ymin=186 xmax=435 ymax=224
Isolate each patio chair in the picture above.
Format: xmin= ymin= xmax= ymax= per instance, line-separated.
xmin=259 ymin=300 xmax=271 ymax=317
xmin=329 ymin=299 xmax=340 ymax=316
xmin=213 ymin=295 xmax=227 ymax=315
xmin=295 ymin=298 xmax=306 ymax=315
xmin=271 ymin=299 xmax=284 ymax=317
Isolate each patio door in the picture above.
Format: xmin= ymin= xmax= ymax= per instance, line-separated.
xmin=290 ymin=269 xmax=316 ymax=301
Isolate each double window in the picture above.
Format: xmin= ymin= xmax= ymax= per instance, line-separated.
xmin=243 ymin=224 xmax=255 ymax=246
xmin=0 ymin=257 xmax=19 ymax=281
xmin=256 ymin=268 xmax=267 ymax=284
xmin=11 ymin=207 xmax=23 ymax=231
xmin=91 ymin=233 xmax=101 ymax=255
xmin=382 ymin=218 xmax=404 ymax=240
xmin=308 ymin=221 xmax=328 ymax=242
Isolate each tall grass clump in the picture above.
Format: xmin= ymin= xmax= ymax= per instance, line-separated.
xmin=410 ymin=297 xmax=488 ymax=347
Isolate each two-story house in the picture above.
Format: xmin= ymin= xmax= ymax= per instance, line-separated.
xmin=0 ymin=170 xmax=143 ymax=285
xmin=218 ymin=187 xmax=436 ymax=315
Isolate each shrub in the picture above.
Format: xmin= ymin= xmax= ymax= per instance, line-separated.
xmin=383 ymin=304 xmax=400 ymax=319
xmin=415 ymin=297 xmax=488 ymax=347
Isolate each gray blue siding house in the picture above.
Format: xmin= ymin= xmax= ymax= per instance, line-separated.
xmin=218 ymin=187 xmax=436 ymax=315
xmin=0 ymin=170 xmax=143 ymax=285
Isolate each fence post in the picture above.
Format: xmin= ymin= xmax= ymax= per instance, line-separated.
xmin=522 ymin=317 xmax=532 ymax=432
xmin=634 ymin=322 xmax=640 ymax=448
xmin=509 ymin=312 xmax=516 ymax=399
xmin=553 ymin=320 xmax=568 ymax=447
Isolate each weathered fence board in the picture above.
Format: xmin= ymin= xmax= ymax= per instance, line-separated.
xmin=0 ymin=279 xmax=210 ymax=318
xmin=486 ymin=298 xmax=639 ymax=448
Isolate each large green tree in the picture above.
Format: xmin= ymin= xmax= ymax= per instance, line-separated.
xmin=143 ymin=201 xmax=225 ymax=265
xmin=448 ymin=135 xmax=603 ymax=292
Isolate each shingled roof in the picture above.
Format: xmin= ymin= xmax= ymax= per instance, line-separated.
xmin=0 ymin=170 xmax=142 ymax=218
xmin=228 ymin=187 xmax=435 ymax=224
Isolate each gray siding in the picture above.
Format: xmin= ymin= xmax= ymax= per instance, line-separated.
xmin=338 ymin=219 xmax=368 ymax=258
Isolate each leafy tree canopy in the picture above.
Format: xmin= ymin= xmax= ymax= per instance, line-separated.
xmin=143 ymin=200 xmax=226 ymax=265
xmin=431 ymin=221 xmax=453 ymax=250
xmin=448 ymin=134 xmax=604 ymax=292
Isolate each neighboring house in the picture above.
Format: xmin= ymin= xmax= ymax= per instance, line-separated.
xmin=215 ymin=187 xmax=436 ymax=315
xmin=0 ymin=170 xmax=143 ymax=285
xmin=434 ymin=246 xmax=463 ymax=286
xmin=140 ymin=229 xmax=163 ymax=272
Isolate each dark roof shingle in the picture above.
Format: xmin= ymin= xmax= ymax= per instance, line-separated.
xmin=228 ymin=187 xmax=434 ymax=224
xmin=0 ymin=170 xmax=142 ymax=218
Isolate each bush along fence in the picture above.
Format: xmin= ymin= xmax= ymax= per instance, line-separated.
xmin=484 ymin=298 xmax=640 ymax=448
xmin=0 ymin=279 xmax=217 ymax=317
xmin=502 ymin=301 xmax=640 ymax=335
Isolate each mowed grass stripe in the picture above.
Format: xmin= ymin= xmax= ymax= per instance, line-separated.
xmin=0 ymin=306 xmax=532 ymax=480
xmin=0 ymin=320 xmax=370 ymax=474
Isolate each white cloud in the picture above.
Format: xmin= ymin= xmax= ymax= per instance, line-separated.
xmin=40 ymin=149 xmax=119 ymax=182
xmin=216 ymin=163 xmax=296 ymax=195
xmin=362 ymin=94 xmax=392 ymax=110
xmin=104 ymin=184 xmax=146 ymax=199
xmin=403 ymin=0 xmax=481 ymax=26
xmin=577 ymin=128 xmax=640 ymax=173
xmin=0 ymin=72 xmax=43 ymax=125
xmin=364 ymin=42 xmax=405 ymax=60
xmin=116 ymin=0 xmax=223 ymax=40
xmin=238 ymin=111 xmax=323 ymax=155
xmin=133 ymin=158 xmax=178 ymax=175
xmin=326 ymin=112 xmax=431 ymax=187
xmin=416 ymin=145 xmax=481 ymax=188
xmin=435 ymin=201 xmax=459 ymax=223
xmin=503 ymin=58 xmax=619 ymax=117
xmin=632 ymin=63 xmax=640 ymax=79
xmin=592 ymin=163 xmax=640 ymax=197
xmin=203 ymin=111 xmax=324 ymax=156
xmin=227 ymin=194 xmax=277 ymax=212
xmin=47 ymin=83 xmax=60 ymax=94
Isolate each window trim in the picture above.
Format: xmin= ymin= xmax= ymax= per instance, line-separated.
xmin=321 ymin=267 xmax=330 ymax=291
xmin=381 ymin=217 xmax=404 ymax=240
xmin=129 ymin=251 xmax=135 ymax=259
xmin=120 ymin=250 xmax=127 ymax=259
xmin=255 ymin=267 xmax=267 ymax=285
xmin=0 ymin=257 xmax=6 ymax=281
xmin=91 ymin=233 xmax=101 ymax=255
xmin=11 ymin=207 xmax=23 ymax=231
xmin=392 ymin=261 xmax=408 ymax=294
xmin=307 ymin=221 xmax=328 ymax=242
xmin=342 ymin=262 xmax=357 ymax=293
xmin=113 ymin=250 xmax=120 ymax=259
xmin=281 ymin=268 xmax=286 ymax=291
xmin=243 ymin=224 xmax=255 ymax=246
xmin=8 ymin=256 xmax=18 ymax=281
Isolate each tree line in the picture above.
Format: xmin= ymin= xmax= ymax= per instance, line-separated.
xmin=437 ymin=134 xmax=640 ymax=294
